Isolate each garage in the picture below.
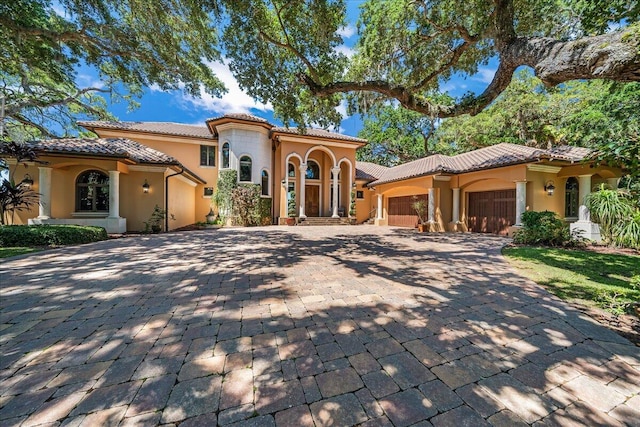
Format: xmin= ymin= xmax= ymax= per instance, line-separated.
xmin=388 ymin=195 xmax=428 ymax=227
xmin=467 ymin=189 xmax=516 ymax=235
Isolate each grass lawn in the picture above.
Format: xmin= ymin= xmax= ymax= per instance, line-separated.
xmin=503 ymin=246 xmax=640 ymax=316
xmin=0 ymin=247 xmax=42 ymax=258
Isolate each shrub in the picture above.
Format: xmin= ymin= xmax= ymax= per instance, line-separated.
xmin=587 ymin=185 xmax=640 ymax=249
xmin=513 ymin=211 xmax=580 ymax=247
xmin=0 ymin=225 xmax=108 ymax=247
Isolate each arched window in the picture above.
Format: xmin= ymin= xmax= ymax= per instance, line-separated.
xmin=261 ymin=170 xmax=269 ymax=196
xmin=306 ymin=160 xmax=320 ymax=180
xmin=76 ymin=170 xmax=109 ymax=212
xmin=565 ymin=177 xmax=579 ymax=218
xmin=221 ymin=142 xmax=230 ymax=169
xmin=288 ymin=163 xmax=296 ymax=177
xmin=239 ymin=155 xmax=252 ymax=182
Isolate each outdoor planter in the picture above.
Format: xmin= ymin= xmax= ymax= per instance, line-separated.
xmin=286 ymin=217 xmax=296 ymax=226
xmin=417 ymin=223 xmax=428 ymax=232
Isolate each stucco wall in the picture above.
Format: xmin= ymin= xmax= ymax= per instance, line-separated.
xmin=120 ymin=171 xmax=165 ymax=232
xmin=167 ymin=175 xmax=196 ymax=230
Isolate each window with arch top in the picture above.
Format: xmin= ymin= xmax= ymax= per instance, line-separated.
xmin=76 ymin=170 xmax=109 ymax=212
xmin=261 ymin=170 xmax=269 ymax=196
xmin=565 ymin=177 xmax=579 ymax=218
xmin=288 ymin=163 xmax=296 ymax=177
xmin=221 ymin=142 xmax=230 ymax=169
xmin=306 ymin=160 xmax=320 ymax=180
xmin=239 ymin=155 xmax=252 ymax=182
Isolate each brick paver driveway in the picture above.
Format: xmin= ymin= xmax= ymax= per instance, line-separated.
xmin=1 ymin=227 xmax=638 ymax=426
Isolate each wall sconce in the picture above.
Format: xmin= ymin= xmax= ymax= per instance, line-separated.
xmin=544 ymin=180 xmax=555 ymax=196
xmin=352 ymin=182 xmax=357 ymax=189
xmin=21 ymin=174 xmax=34 ymax=189
xmin=142 ymin=179 xmax=150 ymax=194
xmin=281 ymin=179 xmax=286 ymax=187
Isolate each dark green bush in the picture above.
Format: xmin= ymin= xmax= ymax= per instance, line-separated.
xmin=0 ymin=225 xmax=108 ymax=247
xmin=513 ymin=211 xmax=581 ymax=247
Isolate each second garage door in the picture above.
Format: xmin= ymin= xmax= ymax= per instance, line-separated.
xmin=467 ymin=190 xmax=516 ymax=235
xmin=388 ymin=195 xmax=428 ymax=227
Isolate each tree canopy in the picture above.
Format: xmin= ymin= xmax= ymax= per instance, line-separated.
xmin=1 ymin=0 xmax=225 ymax=139
xmin=222 ymin=0 xmax=640 ymax=127
xmin=2 ymin=0 xmax=640 ymax=137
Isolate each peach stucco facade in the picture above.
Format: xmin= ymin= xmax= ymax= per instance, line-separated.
xmin=6 ymin=115 xmax=620 ymax=240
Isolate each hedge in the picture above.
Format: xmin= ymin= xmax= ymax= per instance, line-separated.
xmin=0 ymin=225 xmax=109 ymax=247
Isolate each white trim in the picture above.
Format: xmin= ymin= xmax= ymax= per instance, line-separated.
xmin=128 ymin=165 xmax=170 ymax=173
xmin=276 ymin=135 xmax=364 ymax=149
xmin=304 ymin=145 xmax=337 ymax=166
xmin=220 ymin=141 xmax=231 ymax=169
xmin=173 ymin=174 xmax=198 ymax=187
xmin=527 ymin=164 xmax=562 ymax=173
xmin=433 ymin=175 xmax=452 ymax=182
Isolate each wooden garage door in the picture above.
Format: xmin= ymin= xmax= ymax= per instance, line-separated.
xmin=388 ymin=195 xmax=427 ymax=227
xmin=467 ymin=190 xmax=516 ymax=235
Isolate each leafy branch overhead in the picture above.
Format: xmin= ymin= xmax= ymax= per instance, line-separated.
xmin=2 ymin=0 xmax=640 ymax=136
xmin=222 ymin=0 xmax=640 ymax=126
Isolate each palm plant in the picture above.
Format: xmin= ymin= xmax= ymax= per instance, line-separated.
xmin=587 ymin=184 xmax=639 ymax=248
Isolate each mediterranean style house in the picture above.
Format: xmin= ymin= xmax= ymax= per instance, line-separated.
xmin=5 ymin=113 xmax=621 ymax=240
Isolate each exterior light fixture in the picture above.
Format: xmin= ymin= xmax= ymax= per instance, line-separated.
xmin=281 ymin=179 xmax=286 ymax=187
xmin=352 ymin=182 xmax=357 ymax=189
xmin=544 ymin=180 xmax=555 ymax=196
xmin=142 ymin=179 xmax=150 ymax=194
xmin=21 ymin=174 xmax=34 ymax=189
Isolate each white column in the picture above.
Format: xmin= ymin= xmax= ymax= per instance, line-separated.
xmin=515 ymin=181 xmax=527 ymax=226
xmin=427 ymin=188 xmax=436 ymax=223
xmin=377 ymin=194 xmax=383 ymax=220
xmin=331 ymin=166 xmax=340 ymax=218
xmin=452 ymin=188 xmax=460 ymax=223
xmin=38 ymin=167 xmax=52 ymax=219
xmin=578 ymin=174 xmax=592 ymax=222
xmin=108 ymin=170 xmax=120 ymax=218
xmin=298 ymin=163 xmax=307 ymax=218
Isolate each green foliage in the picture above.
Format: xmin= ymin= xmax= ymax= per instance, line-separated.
xmin=0 ymin=247 xmax=41 ymax=258
xmin=214 ymin=170 xmax=238 ymax=221
xmin=229 ymin=184 xmax=271 ymax=226
xmin=587 ymin=185 xmax=640 ymax=249
xmin=0 ymin=141 xmax=41 ymax=225
xmin=143 ymin=204 xmax=168 ymax=233
xmin=349 ymin=190 xmax=356 ymax=217
xmin=0 ymin=224 xmax=108 ymax=246
xmin=2 ymin=0 xmax=224 ymax=138
xmin=503 ymin=246 xmax=640 ymax=316
xmin=411 ymin=198 xmax=428 ymax=224
xmin=287 ymin=191 xmax=297 ymax=217
xmin=513 ymin=211 xmax=581 ymax=247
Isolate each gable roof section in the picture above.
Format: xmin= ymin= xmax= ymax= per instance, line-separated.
xmin=79 ymin=121 xmax=214 ymax=139
xmin=272 ymin=127 xmax=368 ymax=144
xmin=369 ymin=143 xmax=593 ymax=186
xmin=24 ymin=138 xmax=206 ymax=184
xmin=355 ymin=161 xmax=389 ymax=181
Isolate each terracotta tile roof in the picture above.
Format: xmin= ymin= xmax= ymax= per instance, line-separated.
xmin=206 ymin=113 xmax=271 ymax=124
xmin=355 ymin=162 xmax=389 ymax=180
xmin=271 ymin=127 xmax=368 ymax=144
xmin=78 ymin=121 xmax=214 ymax=139
xmin=369 ymin=143 xmax=593 ymax=186
xmin=23 ymin=138 xmax=206 ymax=183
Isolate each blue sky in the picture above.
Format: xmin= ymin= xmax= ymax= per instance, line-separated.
xmin=86 ymin=1 xmax=496 ymax=137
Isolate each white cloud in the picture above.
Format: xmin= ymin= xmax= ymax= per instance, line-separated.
xmin=335 ymin=99 xmax=348 ymax=117
xmin=77 ymin=74 xmax=105 ymax=89
xmin=471 ymin=67 xmax=496 ymax=84
xmin=337 ymin=25 xmax=356 ymax=39
xmin=180 ymin=60 xmax=272 ymax=114
xmin=335 ymin=44 xmax=355 ymax=58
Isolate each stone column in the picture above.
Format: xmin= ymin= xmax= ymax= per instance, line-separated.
xmin=427 ymin=188 xmax=436 ymax=223
xmin=515 ymin=181 xmax=527 ymax=226
xmin=38 ymin=167 xmax=52 ymax=219
xmin=331 ymin=166 xmax=340 ymax=218
xmin=452 ymin=188 xmax=460 ymax=223
xmin=108 ymin=170 xmax=120 ymax=218
xmin=298 ymin=163 xmax=307 ymax=218
xmin=578 ymin=174 xmax=592 ymax=222
xmin=571 ymin=174 xmax=601 ymax=241
xmin=607 ymin=177 xmax=619 ymax=190
xmin=377 ymin=194 xmax=383 ymax=220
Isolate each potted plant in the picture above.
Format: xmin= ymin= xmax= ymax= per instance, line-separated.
xmin=412 ymin=197 xmax=429 ymax=232
xmin=144 ymin=204 xmax=167 ymax=233
xmin=287 ymin=190 xmax=296 ymax=225
xmin=349 ymin=190 xmax=357 ymax=224
xmin=205 ymin=206 xmax=217 ymax=223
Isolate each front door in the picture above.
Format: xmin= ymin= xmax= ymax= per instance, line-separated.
xmin=305 ymin=185 xmax=320 ymax=217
